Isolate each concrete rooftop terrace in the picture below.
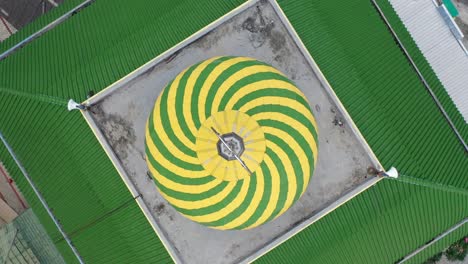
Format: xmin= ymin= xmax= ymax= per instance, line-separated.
xmin=82 ymin=1 xmax=382 ymax=263
xmin=0 ymin=0 xmax=466 ymax=263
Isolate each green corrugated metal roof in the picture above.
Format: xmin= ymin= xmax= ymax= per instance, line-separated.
xmin=0 ymin=93 xmax=173 ymax=263
xmin=376 ymin=0 xmax=467 ymax=143
xmin=1 ymin=209 xmax=66 ymax=263
xmin=405 ymin=223 xmax=467 ymax=264
xmin=0 ymin=0 xmax=245 ymax=262
xmin=0 ymin=0 xmax=84 ymax=54
xmin=272 ymin=0 xmax=467 ymax=189
xmin=256 ymin=180 xmax=468 ymax=264
xmin=256 ymin=0 xmax=468 ymax=261
xmin=0 ymin=0 xmax=466 ymax=263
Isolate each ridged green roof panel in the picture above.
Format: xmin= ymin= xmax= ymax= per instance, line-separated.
xmin=0 ymin=0 xmax=245 ymax=262
xmin=257 ymin=0 xmax=468 ymax=261
xmin=0 ymin=93 xmax=173 ymax=263
xmin=405 ymin=223 xmax=467 ymax=264
xmin=375 ymin=0 xmax=467 ymax=143
xmin=0 ymin=0 xmax=466 ymax=262
xmin=257 ymin=180 xmax=468 ymax=264
xmin=274 ymin=0 xmax=467 ymax=189
xmin=0 ymin=0 xmax=84 ymax=54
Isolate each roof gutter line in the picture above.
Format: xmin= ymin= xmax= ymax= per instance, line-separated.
xmin=370 ymin=0 xmax=468 ymax=153
xmin=393 ymin=174 xmax=468 ymax=196
xmin=0 ymin=0 xmax=95 ymax=61
xmin=238 ymin=176 xmax=383 ymax=264
xmin=0 ymin=131 xmax=86 ymax=264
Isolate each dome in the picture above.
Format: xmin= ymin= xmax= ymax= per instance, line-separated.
xmin=145 ymin=56 xmax=318 ymax=230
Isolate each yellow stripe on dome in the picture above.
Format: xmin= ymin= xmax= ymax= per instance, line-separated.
xmin=145 ymin=127 xmax=210 ymax=178
xmin=167 ymin=68 xmax=196 ymax=150
xmin=196 ymin=110 xmax=265 ymax=182
xmin=184 ymin=175 xmax=251 ymax=223
xmin=159 ymin=180 xmax=237 ymax=210
xmin=145 ymin=56 xmax=318 ymax=230
xmin=246 ymin=155 xmax=280 ymax=229
xmin=264 ymin=140 xmax=297 ymax=217
xmin=147 ymin=160 xmax=221 ymax=194
xmin=198 ymin=57 xmax=256 ymax=124
xmin=223 ymin=79 xmax=306 ymax=111
xmin=251 ymin=111 xmax=318 ymax=171
xmin=262 ymin=126 xmax=310 ymax=195
xmin=152 ymin=97 xmax=200 ymax=164
xmin=237 ymin=96 xmax=318 ymax=132
xmin=218 ymin=167 xmax=265 ymax=230
xmin=240 ymin=97 xmax=318 ymax=152
xmin=210 ymin=66 xmax=284 ymax=113
xmin=183 ymin=57 xmax=221 ymax=136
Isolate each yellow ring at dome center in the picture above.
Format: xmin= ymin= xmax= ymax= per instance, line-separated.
xmin=195 ymin=110 xmax=266 ymax=182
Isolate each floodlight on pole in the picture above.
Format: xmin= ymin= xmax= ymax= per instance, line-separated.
xmin=382 ymin=167 xmax=399 ymax=178
xmin=67 ymin=99 xmax=86 ymax=111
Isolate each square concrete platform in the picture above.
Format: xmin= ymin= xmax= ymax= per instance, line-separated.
xmin=83 ymin=1 xmax=382 ymax=263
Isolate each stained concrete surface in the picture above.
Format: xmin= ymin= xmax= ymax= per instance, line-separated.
xmin=90 ymin=2 xmax=380 ymax=263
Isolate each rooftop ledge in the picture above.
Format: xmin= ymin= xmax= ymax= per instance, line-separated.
xmin=79 ymin=0 xmax=383 ymax=263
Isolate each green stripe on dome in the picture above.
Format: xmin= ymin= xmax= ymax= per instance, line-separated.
xmin=159 ymin=80 xmax=197 ymax=156
xmin=205 ymin=60 xmax=270 ymax=115
xmin=191 ymin=57 xmax=234 ymax=128
xmin=175 ymin=63 xmax=201 ymax=143
xmin=145 ymin=56 xmax=318 ymax=230
xmin=217 ymin=72 xmax=295 ymax=111
xmin=235 ymin=163 xmax=273 ymax=229
xmin=147 ymin=111 xmax=204 ymax=170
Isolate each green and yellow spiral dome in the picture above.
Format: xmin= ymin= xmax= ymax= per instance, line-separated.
xmin=145 ymin=56 xmax=318 ymax=230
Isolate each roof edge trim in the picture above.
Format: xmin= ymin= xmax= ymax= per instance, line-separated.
xmin=397 ymin=218 xmax=468 ymax=263
xmin=0 ymin=0 xmax=95 ymax=62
